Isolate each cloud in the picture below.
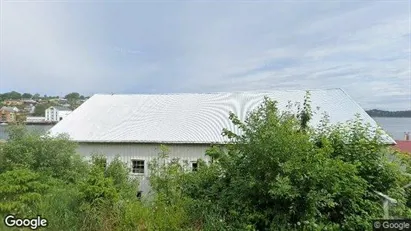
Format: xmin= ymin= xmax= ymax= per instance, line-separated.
xmin=0 ymin=1 xmax=158 ymax=95
xmin=0 ymin=1 xmax=410 ymax=110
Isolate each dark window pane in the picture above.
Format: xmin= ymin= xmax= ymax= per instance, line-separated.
xmin=132 ymin=160 xmax=145 ymax=174
xmin=192 ymin=162 xmax=198 ymax=171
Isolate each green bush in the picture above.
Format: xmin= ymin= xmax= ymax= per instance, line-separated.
xmin=174 ymin=95 xmax=411 ymax=230
xmin=0 ymin=168 xmax=48 ymax=216
xmin=35 ymin=182 xmax=81 ymax=231
xmin=1 ymin=125 xmax=88 ymax=183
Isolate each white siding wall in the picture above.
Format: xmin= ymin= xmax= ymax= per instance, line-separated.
xmin=52 ymin=109 xmax=58 ymax=121
xmin=45 ymin=108 xmax=51 ymax=121
xmin=57 ymin=111 xmax=72 ymax=121
xmin=45 ymin=108 xmax=58 ymax=121
xmin=45 ymin=109 xmax=50 ymax=121
xmin=45 ymin=108 xmax=72 ymax=122
xmin=77 ymin=143 xmax=212 ymax=194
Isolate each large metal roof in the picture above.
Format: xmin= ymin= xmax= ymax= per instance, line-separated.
xmin=47 ymin=88 xmax=395 ymax=144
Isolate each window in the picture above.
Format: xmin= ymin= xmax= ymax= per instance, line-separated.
xmin=132 ymin=160 xmax=145 ymax=174
xmin=191 ymin=162 xmax=198 ymax=171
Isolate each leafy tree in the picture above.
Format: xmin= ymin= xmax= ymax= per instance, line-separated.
xmin=176 ymin=95 xmax=411 ymax=230
xmin=9 ymin=91 xmax=22 ymax=99
xmin=0 ymin=168 xmax=48 ymax=216
xmin=78 ymin=162 xmax=119 ymax=208
xmin=0 ymin=91 xmax=22 ymax=100
xmin=105 ymin=156 xmax=138 ymax=198
xmin=1 ymin=125 xmax=87 ymax=183
xmin=33 ymin=102 xmax=56 ymax=116
xmin=64 ymin=92 xmax=81 ymax=110
xmin=75 ymin=155 xmax=139 ymax=231
xmin=69 ymin=103 xmax=81 ymax=110
xmin=147 ymin=146 xmax=195 ymax=230
xmin=32 ymin=93 xmax=40 ymax=100
xmin=0 ymin=126 xmax=147 ymax=231
xmin=65 ymin=92 xmax=80 ymax=101
xmin=22 ymin=93 xmax=33 ymax=99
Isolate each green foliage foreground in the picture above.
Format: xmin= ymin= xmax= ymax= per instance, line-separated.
xmin=0 ymin=95 xmax=410 ymax=231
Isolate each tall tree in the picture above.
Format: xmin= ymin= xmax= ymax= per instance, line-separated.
xmin=1 ymin=91 xmax=22 ymax=100
xmin=33 ymin=103 xmax=55 ymax=116
xmin=64 ymin=92 xmax=80 ymax=101
xmin=32 ymin=93 xmax=40 ymax=100
xmin=22 ymin=93 xmax=33 ymax=99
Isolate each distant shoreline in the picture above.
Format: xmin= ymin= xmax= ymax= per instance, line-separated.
xmin=366 ymin=109 xmax=411 ymax=118
xmin=370 ymin=116 xmax=411 ymax=118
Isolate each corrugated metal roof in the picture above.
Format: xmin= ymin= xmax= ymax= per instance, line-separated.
xmin=394 ymin=141 xmax=411 ymax=153
xmin=47 ymin=88 xmax=395 ymax=144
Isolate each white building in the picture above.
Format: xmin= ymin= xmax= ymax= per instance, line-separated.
xmin=26 ymin=116 xmax=46 ymax=123
xmin=45 ymin=106 xmax=72 ymax=122
xmin=24 ymin=104 xmax=36 ymax=114
xmin=47 ymin=89 xmax=395 ymax=193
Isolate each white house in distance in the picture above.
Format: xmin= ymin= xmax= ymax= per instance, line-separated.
xmin=26 ymin=116 xmax=46 ymax=123
xmin=45 ymin=106 xmax=72 ymax=122
xmin=47 ymin=88 xmax=395 ymax=193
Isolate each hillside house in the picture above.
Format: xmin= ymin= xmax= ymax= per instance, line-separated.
xmin=394 ymin=133 xmax=411 ymax=154
xmin=45 ymin=106 xmax=72 ymax=122
xmin=22 ymin=99 xmax=37 ymax=104
xmin=47 ymin=88 xmax=395 ymax=194
xmin=3 ymin=100 xmax=23 ymax=106
xmin=0 ymin=106 xmax=19 ymax=123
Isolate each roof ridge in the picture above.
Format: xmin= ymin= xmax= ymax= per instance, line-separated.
xmin=92 ymin=88 xmax=342 ymax=96
xmin=49 ymin=87 xmax=395 ymax=145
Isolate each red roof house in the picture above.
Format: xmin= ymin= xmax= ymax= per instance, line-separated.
xmin=394 ymin=141 xmax=411 ymax=154
xmin=394 ymin=133 xmax=411 ymax=153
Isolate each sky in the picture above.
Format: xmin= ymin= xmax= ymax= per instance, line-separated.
xmin=0 ymin=0 xmax=410 ymax=110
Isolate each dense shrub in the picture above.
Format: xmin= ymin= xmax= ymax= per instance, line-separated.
xmin=174 ymin=95 xmax=411 ymax=230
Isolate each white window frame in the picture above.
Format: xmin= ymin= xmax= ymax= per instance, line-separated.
xmin=131 ymin=159 xmax=145 ymax=175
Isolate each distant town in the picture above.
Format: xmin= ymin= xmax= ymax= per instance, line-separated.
xmin=0 ymin=91 xmax=89 ymax=125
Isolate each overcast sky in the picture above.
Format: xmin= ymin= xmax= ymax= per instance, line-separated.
xmin=0 ymin=0 xmax=410 ymax=110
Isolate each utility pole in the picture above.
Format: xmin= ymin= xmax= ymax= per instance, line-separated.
xmin=375 ymin=191 xmax=397 ymax=219
xmin=374 ymin=172 xmax=411 ymax=219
